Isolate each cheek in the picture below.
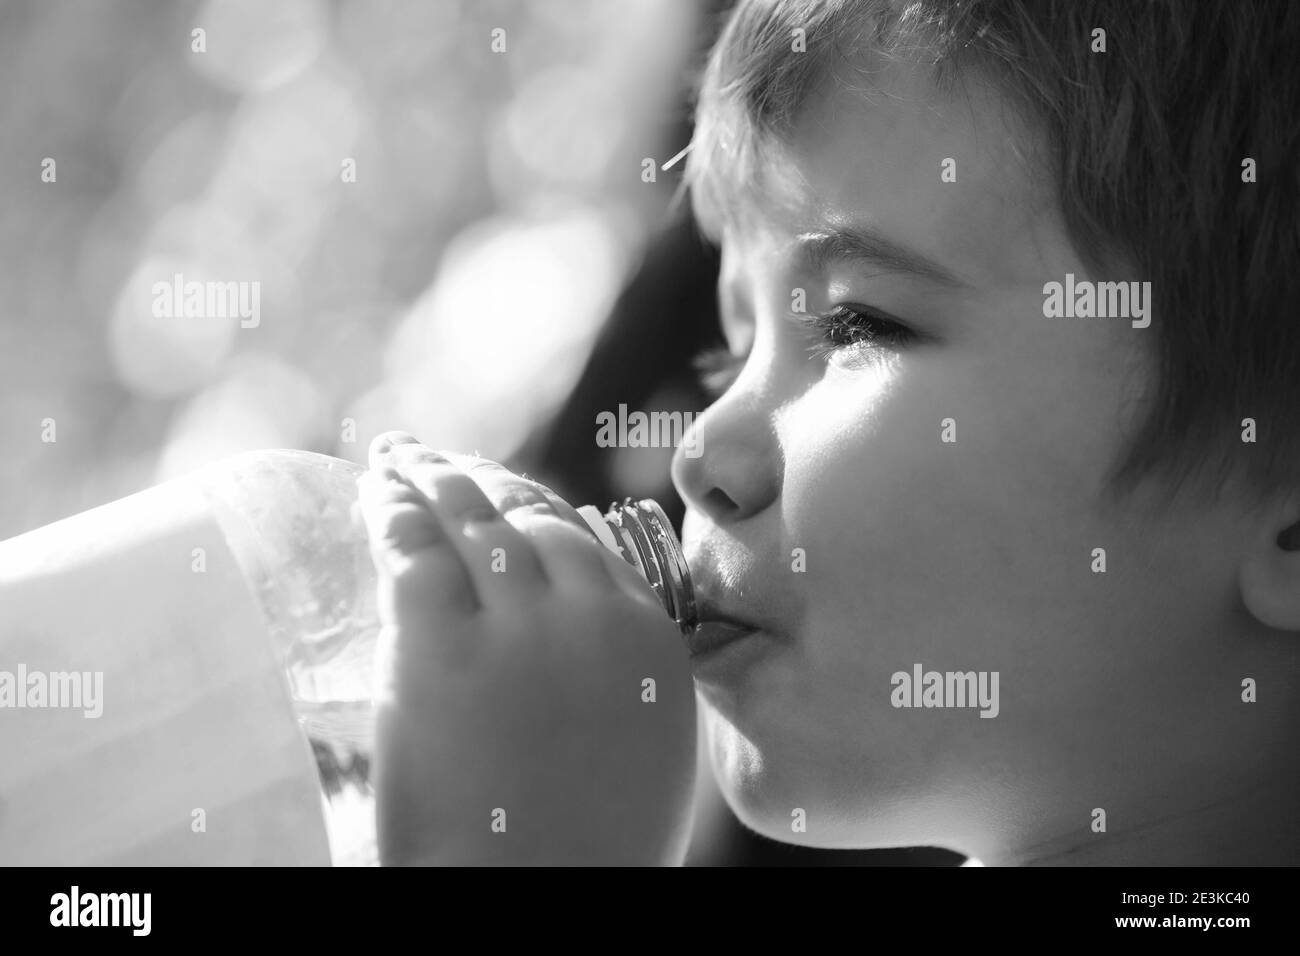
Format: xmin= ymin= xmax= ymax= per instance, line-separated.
xmin=777 ymin=359 xmax=958 ymax=606
xmin=772 ymin=366 xmax=954 ymax=691
xmin=773 ymin=350 xmax=1129 ymax=656
xmin=781 ymin=334 xmax=1129 ymax=544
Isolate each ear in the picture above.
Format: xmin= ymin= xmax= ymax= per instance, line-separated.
xmin=1239 ymin=501 xmax=1300 ymax=631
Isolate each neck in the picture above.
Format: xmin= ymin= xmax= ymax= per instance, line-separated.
xmin=987 ymin=773 xmax=1299 ymax=867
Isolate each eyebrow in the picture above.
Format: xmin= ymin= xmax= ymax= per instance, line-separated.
xmin=796 ymin=227 xmax=968 ymax=289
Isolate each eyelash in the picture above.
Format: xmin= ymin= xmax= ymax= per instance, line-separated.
xmin=692 ymin=304 xmax=921 ymax=399
xmin=797 ymin=304 xmax=918 ymax=361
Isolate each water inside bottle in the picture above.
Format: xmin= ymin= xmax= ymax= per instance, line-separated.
xmin=296 ymin=698 xmax=377 ymax=867
xmin=200 ymin=451 xmax=384 ymax=866
xmin=283 ymin=587 xmax=380 ymax=866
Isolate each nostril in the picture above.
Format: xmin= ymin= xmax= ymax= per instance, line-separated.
xmin=704 ymin=487 xmax=739 ymax=517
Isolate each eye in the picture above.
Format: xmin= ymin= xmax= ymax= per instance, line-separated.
xmin=692 ymin=345 xmax=743 ymax=401
xmin=798 ymin=304 xmax=921 ymax=365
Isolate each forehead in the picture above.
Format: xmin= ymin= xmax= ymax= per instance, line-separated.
xmin=739 ymin=56 xmax=1073 ymax=288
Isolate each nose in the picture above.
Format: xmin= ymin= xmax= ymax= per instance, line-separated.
xmin=671 ymin=386 xmax=780 ymax=525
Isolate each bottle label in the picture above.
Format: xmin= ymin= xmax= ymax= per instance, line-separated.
xmin=577 ymin=504 xmax=621 ymax=555
xmin=0 ymin=479 xmax=331 ymax=865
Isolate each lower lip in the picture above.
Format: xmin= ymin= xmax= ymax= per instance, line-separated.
xmin=691 ymin=616 xmax=759 ymax=660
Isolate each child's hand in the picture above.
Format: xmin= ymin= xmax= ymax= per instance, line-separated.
xmin=356 ymin=432 xmax=697 ymax=866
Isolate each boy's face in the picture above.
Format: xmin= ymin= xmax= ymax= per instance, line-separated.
xmin=672 ymin=58 xmax=1261 ymax=860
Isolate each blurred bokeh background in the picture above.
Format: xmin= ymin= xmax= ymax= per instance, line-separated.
xmin=0 ymin=0 xmax=959 ymax=866
xmin=0 ymin=0 xmax=708 ymax=536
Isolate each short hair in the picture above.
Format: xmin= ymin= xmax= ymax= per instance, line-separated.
xmin=687 ymin=0 xmax=1300 ymax=502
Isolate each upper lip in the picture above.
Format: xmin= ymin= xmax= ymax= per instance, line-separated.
xmin=684 ymin=534 xmax=789 ymax=639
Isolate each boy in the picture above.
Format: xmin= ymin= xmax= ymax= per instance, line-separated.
xmin=357 ymin=0 xmax=1300 ymax=865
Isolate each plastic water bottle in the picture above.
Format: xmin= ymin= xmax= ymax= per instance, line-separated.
xmin=0 ymin=449 xmax=695 ymax=866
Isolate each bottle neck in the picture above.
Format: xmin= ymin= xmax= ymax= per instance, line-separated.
xmin=597 ymin=499 xmax=697 ymax=637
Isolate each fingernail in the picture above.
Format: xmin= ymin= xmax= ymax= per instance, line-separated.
xmin=371 ymin=431 xmax=417 ymax=457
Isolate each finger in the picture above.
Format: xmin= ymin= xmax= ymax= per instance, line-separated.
xmin=443 ymin=454 xmax=560 ymax=522
xmin=440 ymin=453 xmax=665 ymax=611
xmin=446 ymin=455 xmax=591 ymax=535
xmin=356 ymin=467 xmax=479 ymax=616
xmin=459 ymin=513 xmax=552 ymax=601
xmin=377 ymin=439 xmax=504 ymax=523
xmin=442 ymin=453 xmax=624 ymax=588
xmin=530 ymin=478 xmax=592 ymax=535
xmin=523 ymin=482 xmax=662 ymax=606
xmin=516 ymin=515 xmax=631 ymax=595
xmin=369 ymin=429 xmax=420 ymax=466
xmin=376 ymin=441 xmax=549 ymax=598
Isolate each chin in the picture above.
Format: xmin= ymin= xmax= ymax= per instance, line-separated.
xmin=716 ymin=772 xmax=871 ymax=849
xmin=706 ymin=715 xmax=850 ymax=848
xmin=706 ymin=710 xmax=944 ymax=851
